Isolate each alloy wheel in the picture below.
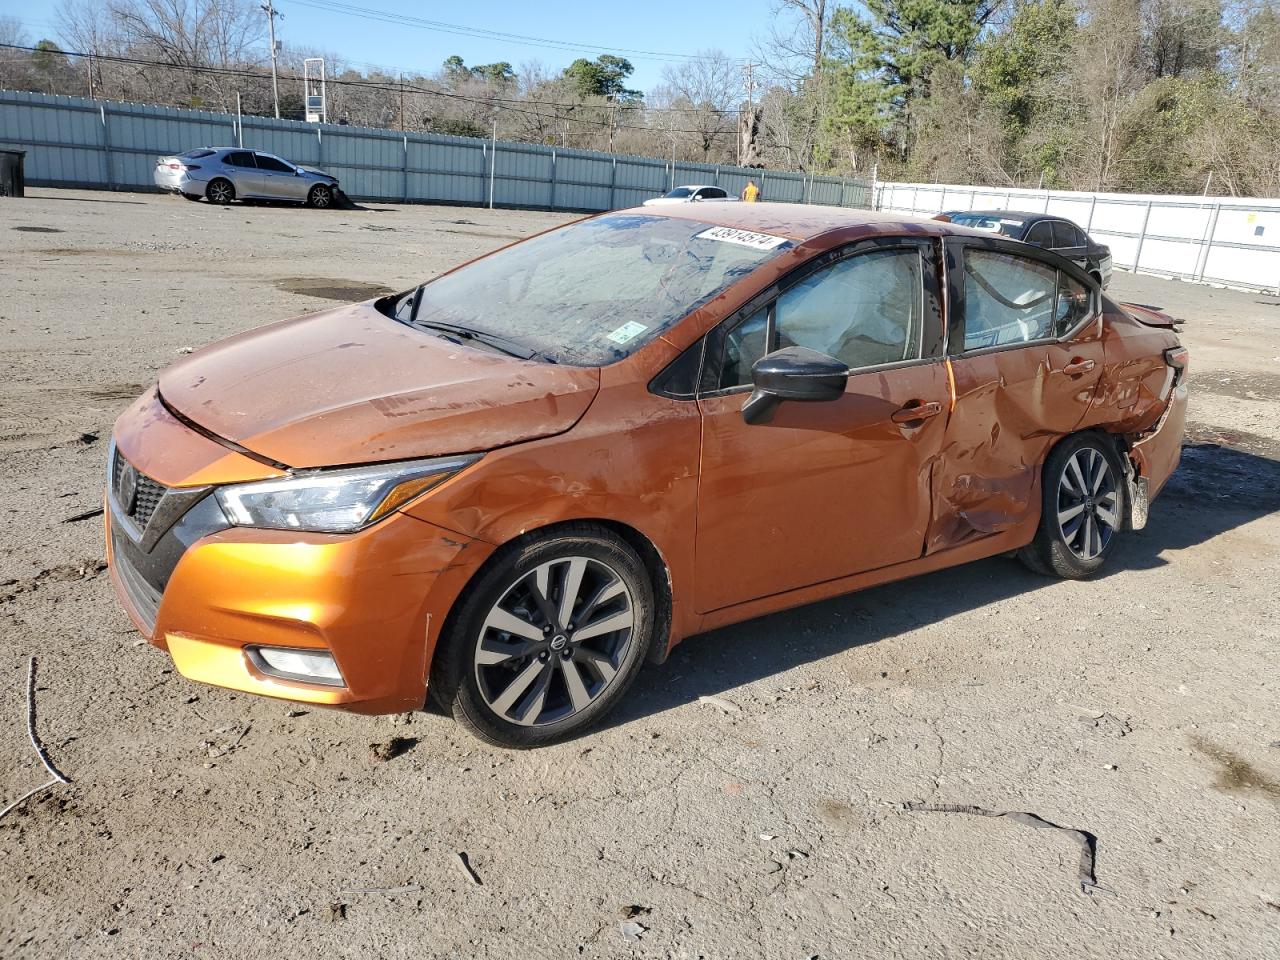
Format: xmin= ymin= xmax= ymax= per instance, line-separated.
xmin=1056 ymin=447 xmax=1119 ymax=561
xmin=310 ymin=185 xmax=332 ymax=208
xmin=474 ymin=556 xmax=635 ymax=727
xmin=207 ymin=180 xmax=234 ymax=204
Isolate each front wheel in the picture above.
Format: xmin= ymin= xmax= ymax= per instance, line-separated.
xmin=1019 ymin=433 xmax=1126 ymax=578
xmin=433 ymin=524 xmax=654 ymax=748
xmin=307 ymin=184 xmax=333 ymax=208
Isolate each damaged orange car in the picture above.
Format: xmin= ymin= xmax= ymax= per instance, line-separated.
xmin=107 ymin=205 xmax=1187 ymax=747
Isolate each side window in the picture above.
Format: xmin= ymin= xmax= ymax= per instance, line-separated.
xmin=224 ymin=151 xmax=255 ymax=168
xmin=961 ymin=250 xmax=1057 ymax=349
xmin=775 ymin=248 xmax=923 ymax=370
xmin=1024 ymin=221 xmax=1053 ymax=246
xmin=1053 ymin=221 xmax=1083 ymax=248
xmin=255 ymin=154 xmax=294 ymax=173
xmin=1054 ymin=272 xmax=1092 ymax=335
xmin=719 ymin=306 xmax=768 ymax=389
xmin=704 ymin=188 xmax=727 ymax=199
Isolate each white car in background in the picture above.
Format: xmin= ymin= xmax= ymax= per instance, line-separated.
xmin=642 ymin=185 xmax=739 ymax=206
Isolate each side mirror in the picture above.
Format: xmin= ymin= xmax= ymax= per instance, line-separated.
xmin=742 ymin=346 xmax=849 ymax=425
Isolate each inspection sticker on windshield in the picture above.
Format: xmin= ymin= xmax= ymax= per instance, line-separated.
xmin=695 ymin=226 xmax=790 ymax=250
xmin=606 ymin=320 xmax=648 ymax=345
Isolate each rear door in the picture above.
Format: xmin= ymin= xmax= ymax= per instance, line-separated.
xmin=1050 ymin=220 xmax=1090 ymax=271
xmin=693 ymin=237 xmax=950 ymax=612
xmin=254 ymin=153 xmax=304 ymax=200
xmin=927 ymin=237 xmax=1105 ymax=553
xmin=221 ymin=151 xmax=260 ymax=195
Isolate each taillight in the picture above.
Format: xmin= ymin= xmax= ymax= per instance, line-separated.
xmin=1165 ymin=346 xmax=1189 ymax=376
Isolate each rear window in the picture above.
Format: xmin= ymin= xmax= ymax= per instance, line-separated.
xmin=180 ymin=149 xmax=215 ymax=160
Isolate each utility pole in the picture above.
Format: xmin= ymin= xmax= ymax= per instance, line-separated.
xmin=263 ymin=0 xmax=281 ymax=119
xmin=740 ymin=61 xmax=757 ymax=168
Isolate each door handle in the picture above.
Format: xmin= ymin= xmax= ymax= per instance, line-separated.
xmin=891 ymin=400 xmax=943 ymax=424
xmin=1062 ymin=358 xmax=1096 ymax=377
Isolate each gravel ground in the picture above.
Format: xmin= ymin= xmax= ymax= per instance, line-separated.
xmin=1 ymin=189 xmax=1278 ymax=960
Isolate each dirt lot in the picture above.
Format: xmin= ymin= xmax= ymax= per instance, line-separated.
xmin=1 ymin=189 xmax=1278 ymax=960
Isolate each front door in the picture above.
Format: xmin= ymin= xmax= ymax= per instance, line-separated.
xmin=927 ymin=238 xmax=1105 ymax=553
xmin=254 ymin=153 xmax=303 ymax=199
xmin=694 ymin=239 xmax=950 ymax=613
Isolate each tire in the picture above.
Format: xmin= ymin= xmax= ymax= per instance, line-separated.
xmin=307 ymin=184 xmax=333 ymax=208
xmin=205 ymin=178 xmax=235 ymax=205
xmin=432 ymin=523 xmax=654 ymax=748
xmin=1019 ymin=432 xmax=1126 ymax=579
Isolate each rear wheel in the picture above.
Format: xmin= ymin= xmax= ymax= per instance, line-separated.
xmin=1019 ymin=433 xmax=1126 ymax=578
xmin=205 ymin=178 xmax=235 ymax=204
xmin=307 ymin=184 xmax=333 ymax=208
xmin=433 ymin=524 xmax=654 ymax=748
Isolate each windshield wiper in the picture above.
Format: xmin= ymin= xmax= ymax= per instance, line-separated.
xmin=405 ymin=285 xmax=552 ymax=362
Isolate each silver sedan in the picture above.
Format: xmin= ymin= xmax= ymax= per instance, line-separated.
xmin=154 ymin=147 xmax=341 ymax=207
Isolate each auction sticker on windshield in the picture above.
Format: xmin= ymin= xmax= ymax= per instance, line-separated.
xmin=695 ymin=226 xmax=791 ymax=250
xmin=606 ymin=320 xmax=649 ymax=345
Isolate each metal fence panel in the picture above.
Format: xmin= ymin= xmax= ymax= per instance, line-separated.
xmin=876 ymin=179 xmax=1280 ymax=293
xmin=0 ymin=89 xmax=872 ymax=216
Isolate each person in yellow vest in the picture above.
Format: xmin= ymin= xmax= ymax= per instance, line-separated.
xmin=741 ymin=179 xmax=760 ymax=202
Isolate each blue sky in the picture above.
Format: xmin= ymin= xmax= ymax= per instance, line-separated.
xmin=0 ymin=0 xmax=780 ymax=93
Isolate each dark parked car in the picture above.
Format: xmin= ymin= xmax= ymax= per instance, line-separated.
xmin=937 ymin=211 xmax=1113 ymax=288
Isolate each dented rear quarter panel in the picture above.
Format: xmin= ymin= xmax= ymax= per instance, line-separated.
xmin=1085 ymin=305 xmax=1182 ymax=435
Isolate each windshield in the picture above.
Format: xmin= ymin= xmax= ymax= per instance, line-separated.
xmin=392 ymin=213 xmax=791 ymax=365
xmin=949 ymin=214 xmax=1026 ymax=239
xmin=664 ymin=187 xmax=694 ymax=198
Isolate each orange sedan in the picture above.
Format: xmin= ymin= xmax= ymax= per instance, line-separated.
xmin=107 ymin=205 xmax=1187 ymax=747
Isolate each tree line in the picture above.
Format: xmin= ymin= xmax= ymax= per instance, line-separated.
xmin=1 ymin=0 xmax=1277 ymax=196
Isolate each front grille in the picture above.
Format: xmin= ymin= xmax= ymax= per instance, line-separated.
xmin=111 ymin=517 xmax=162 ymax=633
xmin=112 ymin=449 xmax=169 ymax=528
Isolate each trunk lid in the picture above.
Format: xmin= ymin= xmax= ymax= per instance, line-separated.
xmin=158 ymin=301 xmax=600 ymax=468
xmin=1121 ymin=301 xmax=1179 ymax=328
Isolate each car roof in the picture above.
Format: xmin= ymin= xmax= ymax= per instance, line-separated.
xmin=671 ymin=184 xmax=718 ymax=191
xmin=621 ymin=201 xmax=977 ymax=243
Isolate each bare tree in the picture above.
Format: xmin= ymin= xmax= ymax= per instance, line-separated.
xmin=757 ymin=0 xmax=828 ymax=83
xmin=653 ymin=51 xmax=739 ymax=161
xmin=1067 ymin=0 xmax=1146 ymax=190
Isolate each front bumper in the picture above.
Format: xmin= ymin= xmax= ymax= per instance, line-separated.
xmin=105 ymin=401 xmax=494 ymax=714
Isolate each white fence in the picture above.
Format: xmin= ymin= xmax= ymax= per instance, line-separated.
xmin=875 ymin=181 xmax=1280 ymax=294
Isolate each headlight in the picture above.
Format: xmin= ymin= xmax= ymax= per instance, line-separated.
xmin=215 ymin=454 xmax=479 ymax=533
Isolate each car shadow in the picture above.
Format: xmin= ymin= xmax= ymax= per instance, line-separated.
xmin=607 ymin=442 xmax=1280 ymax=730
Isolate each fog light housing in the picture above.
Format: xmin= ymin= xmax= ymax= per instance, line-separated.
xmin=247 ymin=645 xmax=345 ymax=686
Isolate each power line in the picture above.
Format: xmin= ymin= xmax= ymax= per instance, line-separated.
xmin=282 ymin=0 xmax=753 ymax=66
xmin=0 ymin=42 xmax=740 ymax=136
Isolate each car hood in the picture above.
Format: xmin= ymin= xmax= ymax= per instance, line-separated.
xmin=158 ymin=302 xmax=601 ymax=468
xmin=297 ymin=167 xmax=336 ymax=181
